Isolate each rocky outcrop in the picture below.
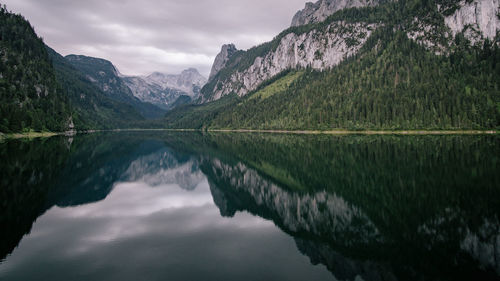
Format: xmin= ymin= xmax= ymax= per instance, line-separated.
xmin=443 ymin=0 xmax=500 ymax=44
xmin=203 ymin=22 xmax=377 ymax=102
xmin=208 ymin=44 xmax=238 ymax=80
xmin=143 ymin=68 xmax=207 ymax=97
xmin=123 ymin=68 xmax=207 ymax=109
xmin=123 ymin=76 xmax=187 ymax=110
xmin=291 ymin=0 xmax=380 ymax=27
xmin=408 ymin=0 xmax=500 ymax=51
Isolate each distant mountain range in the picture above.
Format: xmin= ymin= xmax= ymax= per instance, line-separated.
xmin=64 ymin=55 xmax=207 ymax=116
xmin=0 ymin=4 xmax=208 ymax=133
xmin=123 ymin=68 xmax=207 ymax=110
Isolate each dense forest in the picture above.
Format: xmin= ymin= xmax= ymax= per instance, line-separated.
xmin=167 ymin=0 xmax=500 ymax=130
xmin=47 ymin=47 xmax=146 ymax=130
xmin=0 ymin=5 xmax=71 ymax=133
xmin=208 ymin=31 xmax=500 ymax=130
xmin=0 ymin=5 xmax=158 ymax=133
xmin=1 ymin=0 xmax=499 ymax=132
xmin=65 ymin=55 xmax=166 ymax=120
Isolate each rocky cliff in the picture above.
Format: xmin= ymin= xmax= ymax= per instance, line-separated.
xmin=201 ymin=21 xmax=376 ymax=102
xmin=208 ymin=44 xmax=238 ymax=80
xmin=443 ymin=0 xmax=500 ymax=44
xmin=291 ymin=0 xmax=380 ymax=27
xmin=408 ymin=0 xmax=500 ymax=51
xmin=124 ymin=68 xmax=207 ymax=109
xmin=200 ymin=0 xmax=500 ymax=104
xmin=144 ymin=68 xmax=207 ymax=97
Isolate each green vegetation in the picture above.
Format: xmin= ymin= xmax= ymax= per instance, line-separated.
xmin=164 ymin=94 xmax=239 ymax=129
xmin=47 ymin=47 xmax=145 ymax=130
xmin=248 ymin=71 xmax=304 ymax=101
xmin=65 ymin=55 xmax=166 ymax=119
xmin=169 ymin=27 xmax=500 ymax=130
xmin=191 ymin=0 xmax=499 ymax=131
xmin=0 ymin=5 xmax=71 ymax=133
xmin=0 ymin=6 xmax=152 ymax=133
xmin=1 ymin=0 xmax=498 ymax=132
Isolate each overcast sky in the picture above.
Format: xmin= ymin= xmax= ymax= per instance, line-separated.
xmin=3 ymin=0 xmax=307 ymax=77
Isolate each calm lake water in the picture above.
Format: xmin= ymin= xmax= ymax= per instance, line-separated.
xmin=0 ymin=132 xmax=499 ymax=281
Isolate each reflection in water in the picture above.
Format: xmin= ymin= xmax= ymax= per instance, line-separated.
xmin=0 ymin=132 xmax=499 ymax=281
xmin=121 ymin=144 xmax=205 ymax=190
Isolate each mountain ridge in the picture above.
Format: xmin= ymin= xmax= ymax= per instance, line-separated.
xmin=123 ymin=68 xmax=206 ymax=110
xmin=166 ymin=0 xmax=500 ymax=130
xmin=65 ymin=54 xmax=166 ymax=119
xmin=199 ymin=0 xmax=500 ymax=104
xmin=291 ymin=0 xmax=381 ymax=27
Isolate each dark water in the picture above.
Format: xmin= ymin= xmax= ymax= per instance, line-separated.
xmin=0 ymin=132 xmax=499 ymax=281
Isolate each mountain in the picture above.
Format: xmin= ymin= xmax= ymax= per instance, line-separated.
xmin=0 ymin=6 xmax=72 ymax=133
xmin=144 ymin=68 xmax=207 ymax=97
xmin=47 ymin=47 xmax=145 ymax=129
xmin=65 ymin=55 xmax=166 ymax=119
xmin=123 ymin=68 xmax=207 ymax=110
xmin=199 ymin=21 xmax=378 ymax=102
xmin=291 ymin=0 xmax=380 ymax=27
xmin=208 ymin=44 xmax=239 ymax=80
xmin=165 ymin=0 xmax=500 ymax=130
xmin=201 ymin=0 xmax=499 ymax=103
xmin=121 ymin=76 xmax=185 ymax=110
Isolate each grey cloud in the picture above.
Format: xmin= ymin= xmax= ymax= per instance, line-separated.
xmin=3 ymin=0 xmax=307 ymax=77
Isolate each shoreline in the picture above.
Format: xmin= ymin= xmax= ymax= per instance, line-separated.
xmin=1 ymin=129 xmax=497 ymax=140
xmin=207 ymin=129 xmax=498 ymax=135
xmin=0 ymin=132 xmax=60 ymax=140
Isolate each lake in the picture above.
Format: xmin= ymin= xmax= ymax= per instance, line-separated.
xmin=0 ymin=132 xmax=499 ymax=281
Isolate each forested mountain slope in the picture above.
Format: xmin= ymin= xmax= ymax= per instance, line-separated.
xmin=0 ymin=6 xmax=72 ymax=133
xmin=165 ymin=0 xmax=500 ymax=130
xmin=65 ymin=55 xmax=166 ymax=119
xmin=47 ymin=47 xmax=145 ymax=130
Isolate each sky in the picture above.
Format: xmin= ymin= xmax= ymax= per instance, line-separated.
xmin=3 ymin=0 xmax=308 ymax=77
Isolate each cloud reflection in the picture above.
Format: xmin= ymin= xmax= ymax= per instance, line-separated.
xmin=0 ymin=177 xmax=333 ymax=281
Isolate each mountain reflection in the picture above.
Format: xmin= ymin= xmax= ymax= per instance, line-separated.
xmin=1 ymin=132 xmax=499 ymax=281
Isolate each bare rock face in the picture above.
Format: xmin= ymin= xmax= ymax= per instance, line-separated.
xmin=144 ymin=68 xmax=207 ymax=97
xmin=408 ymin=0 xmax=500 ymax=52
xmin=208 ymin=44 xmax=238 ymax=80
xmin=443 ymin=0 xmax=500 ymax=44
xmin=291 ymin=0 xmax=380 ymax=27
xmin=123 ymin=68 xmax=207 ymax=109
xmin=204 ymin=22 xmax=377 ymax=102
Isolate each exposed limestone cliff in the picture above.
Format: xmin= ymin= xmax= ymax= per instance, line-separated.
xmin=201 ymin=0 xmax=499 ymax=104
xmin=408 ymin=0 xmax=500 ymax=51
xmin=209 ymin=44 xmax=238 ymax=81
xmin=204 ymin=22 xmax=376 ymax=102
xmin=291 ymin=0 xmax=380 ymax=27
xmin=443 ymin=0 xmax=500 ymax=44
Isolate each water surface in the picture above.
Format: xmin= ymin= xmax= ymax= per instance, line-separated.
xmin=0 ymin=132 xmax=499 ymax=281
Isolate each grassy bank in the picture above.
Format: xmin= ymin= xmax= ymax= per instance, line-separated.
xmin=1 ymin=129 xmax=497 ymax=141
xmin=208 ymin=129 xmax=498 ymax=135
xmin=0 ymin=131 xmax=60 ymax=140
